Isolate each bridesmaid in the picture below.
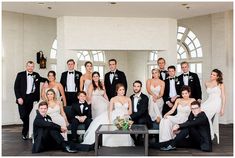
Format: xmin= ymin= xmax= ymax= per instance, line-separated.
xmin=80 ymin=61 xmax=93 ymax=93
xmin=159 ymin=86 xmax=195 ymax=142
xmin=87 ymin=71 xmax=109 ymax=119
xmin=146 ymin=68 xmax=165 ymax=123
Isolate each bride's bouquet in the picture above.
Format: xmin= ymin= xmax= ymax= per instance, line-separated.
xmin=113 ymin=116 xmax=134 ymax=130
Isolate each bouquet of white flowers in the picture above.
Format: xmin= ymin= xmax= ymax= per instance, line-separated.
xmin=113 ymin=116 xmax=134 ymax=130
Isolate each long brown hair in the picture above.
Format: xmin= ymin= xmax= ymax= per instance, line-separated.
xmin=212 ymin=69 xmax=223 ymax=84
xmin=92 ymin=71 xmax=103 ymax=90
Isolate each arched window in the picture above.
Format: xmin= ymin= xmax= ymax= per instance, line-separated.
xmin=177 ymin=26 xmax=203 ymax=80
xmin=50 ymin=39 xmax=57 ymax=72
xmin=77 ymin=51 xmax=105 ymax=80
xmin=147 ymin=51 xmax=159 ymax=78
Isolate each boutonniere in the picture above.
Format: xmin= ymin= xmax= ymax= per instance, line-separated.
xmin=114 ymin=74 xmax=119 ymax=80
xmin=189 ymin=76 xmax=193 ymax=80
xmin=175 ymin=77 xmax=178 ymax=82
xmin=84 ymin=107 xmax=88 ymax=110
xmin=32 ymin=75 xmax=37 ymax=81
xmin=75 ymin=74 xmax=79 ymax=79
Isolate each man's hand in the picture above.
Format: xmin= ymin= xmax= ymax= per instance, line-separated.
xmin=172 ymin=124 xmax=179 ymax=132
xmin=171 ymin=96 xmax=178 ymax=103
xmin=167 ymin=102 xmax=174 ymax=108
xmin=61 ymin=126 xmax=67 ymax=133
xmin=17 ymin=98 xmax=24 ymax=105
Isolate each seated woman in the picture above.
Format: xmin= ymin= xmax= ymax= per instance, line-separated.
xmin=82 ymin=83 xmax=134 ymax=147
xmin=159 ymin=86 xmax=195 ymax=142
xmin=146 ymin=68 xmax=165 ymax=123
xmin=80 ymin=61 xmax=93 ymax=93
xmin=46 ymin=88 xmax=69 ymax=140
xmin=87 ymin=71 xmax=109 ymax=119
xmin=29 ymin=71 xmax=67 ymax=138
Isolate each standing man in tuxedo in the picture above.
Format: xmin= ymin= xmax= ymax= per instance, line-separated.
xmin=162 ymin=65 xmax=181 ymax=116
xmin=104 ymin=59 xmax=127 ymax=100
xmin=157 ymin=57 xmax=169 ymax=81
xmin=151 ymin=101 xmax=212 ymax=152
xmin=130 ymin=80 xmax=152 ymax=145
xmin=14 ymin=61 xmax=48 ymax=140
xmin=32 ymin=101 xmax=77 ymax=153
xmin=178 ymin=61 xmax=202 ymax=102
xmin=60 ymin=59 xmax=82 ymax=106
xmin=70 ymin=91 xmax=92 ymax=142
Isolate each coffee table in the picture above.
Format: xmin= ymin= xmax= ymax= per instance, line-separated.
xmin=95 ymin=124 xmax=149 ymax=156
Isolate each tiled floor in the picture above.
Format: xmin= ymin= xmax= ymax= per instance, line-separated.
xmin=2 ymin=124 xmax=233 ymax=156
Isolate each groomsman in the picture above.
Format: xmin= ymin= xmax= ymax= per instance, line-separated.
xmin=104 ymin=59 xmax=127 ymax=100
xmin=60 ymin=59 xmax=82 ymax=106
xmin=14 ymin=61 xmax=48 ymax=140
xmin=162 ymin=65 xmax=181 ymax=116
xmin=130 ymin=80 xmax=152 ymax=145
xmin=178 ymin=61 xmax=202 ymax=102
xmin=157 ymin=57 xmax=169 ymax=81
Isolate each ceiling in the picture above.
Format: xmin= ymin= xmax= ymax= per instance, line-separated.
xmin=2 ymin=2 xmax=233 ymax=19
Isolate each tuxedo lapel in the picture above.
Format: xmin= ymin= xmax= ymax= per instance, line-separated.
xmin=23 ymin=71 xmax=27 ymax=91
xmin=130 ymin=95 xmax=134 ymax=112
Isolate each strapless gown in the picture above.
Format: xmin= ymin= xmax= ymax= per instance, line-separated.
xmin=159 ymin=103 xmax=191 ymax=142
xmin=82 ymin=102 xmax=134 ymax=147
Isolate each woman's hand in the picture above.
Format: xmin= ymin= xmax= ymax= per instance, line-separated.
xmin=220 ymin=108 xmax=224 ymax=116
xmin=42 ymin=82 xmax=48 ymax=89
xmin=164 ymin=114 xmax=169 ymax=119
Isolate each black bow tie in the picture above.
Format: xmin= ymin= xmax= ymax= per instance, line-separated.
xmin=169 ymin=77 xmax=175 ymax=80
xmin=183 ymin=74 xmax=189 ymax=76
xmin=110 ymin=72 xmax=115 ymax=74
xmin=160 ymin=70 xmax=166 ymax=73
xmin=69 ymin=71 xmax=74 ymax=74
xmin=28 ymin=73 xmax=33 ymax=76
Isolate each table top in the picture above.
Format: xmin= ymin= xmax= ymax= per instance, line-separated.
xmin=95 ymin=124 xmax=148 ymax=134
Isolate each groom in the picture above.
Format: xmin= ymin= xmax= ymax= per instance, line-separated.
xmin=130 ymin=80 xmax=152 ymax=145
xmin=14 ymin=61 xmax=48 ymax=140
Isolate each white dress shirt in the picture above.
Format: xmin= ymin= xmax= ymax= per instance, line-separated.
xmin=26 ymin=72 xmax=34 ymax=94
xmin=161 ymin=71 xmax=166 ymax=80
xmin=183 ymin=72 xmax=189 ymax=85
xmin=80 ymin=104 xmax=84 ymax=114
xmin=66 ymin=71 xmax=76 ymax=92
xmin=133 ymin=92 xmax=141 ymax=112
xmin=169 ymin=77 xmax=177 ymax=98
xmin=109 ymin=70 xmax=116 ymax=84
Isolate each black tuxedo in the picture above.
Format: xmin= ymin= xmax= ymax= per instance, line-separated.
xmin=60 ymin=70 xmax=82 ymax=106
xmin=130 ymin=93 xmax=152 ymax=129
xmin=32 ymin=111 xmax=66 ymax=153
xmin=159 ymin=70 xmax=169 ymax=81
xmin=14 ymin=71 xmax=48 ymax=137
xmin=162 ymin=76 xmax=181 ymax=116
xmin=178 ymin=72 xmax=202 ymax=100
xmin=70 ymin=101 xmax=92 ymax=140
xmin=104 ymin=69 xmax=127 ymax=100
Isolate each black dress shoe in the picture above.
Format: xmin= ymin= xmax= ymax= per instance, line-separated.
xmin=22 ymin=135 xmax=27 ymax=140
xmin=63 ymin=146 xmax=78 ymax=153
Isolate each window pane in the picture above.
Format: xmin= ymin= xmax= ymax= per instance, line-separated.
xmin=177 ymin=33 xmax=183 ymax=40
xmin=77 ymin=53 xmax=82 ymax=59
xmin=85 ymin=55 xmax=91 ymax=61
xmin=177 ymin=54 xmax=180 ymax=59
xmin=91 ymin=51 xmax=97 ymax=55
xmin=178 ymin=26 xmax=186 ymax=33
xmin=93 ymin=54 xmax=98 ymax=61
xmin=197 ymin=48 xmax=202 ymax=57
xmin=150 ymin=52 xmax=154 ymax=61
xmin=177 ymin=44 xmax=180 ymax=50
xmin=50 ymin=49 xmax=56 ymax=59
xmin=99 ymin=66 xmax=104 ymax=80
xmin=188 ymin=43 xmax=195 ymax=51
xmin=83 ymin=51 xmax=89 ymax=56
xmin=177 ymin=64 xmax=181 ymax=73
xmin=190 ymin=50 xmax=196 ymax=58
xmin=179 ymin=47 xmax=184 ymax=54
xmin=188 ymin=31 xmax=196 ymax=40
xmin=81 ymin=65 xmax=86 ymax=74
xmin=197 ymin=63 xmax=202 ymax=73
xmin=80 ymin=55 xmax=85 ymax=60
xmin=93 ymin=66 xmax=98 ymax=72
xmin=185 ymin=37 xmax=191 ymax=45
xmin=52 ymin=40 xmax=57 ymax=49
xmin=50 ymin=64 xmax=57 ymax=72
xmin=181 ymin=52 xmax=187 ymax=59
xmin=194 ymin=38 xmax=201 ymax=48
xmin=190 ymin=63 xmax=196 ymax=72
xmin=98 ymin=53 xmax=104 ymax=61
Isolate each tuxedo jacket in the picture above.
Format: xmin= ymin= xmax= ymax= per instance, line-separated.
xmin=60 ymin=70 xmax=82 ymax=93
xmin=130 ymin=93 xmax=152 ymax=128
xmin=163 ymin=76 xmax=181 ymax=103
xmin=178 ymin=72 xmax=202 ymax=100
xmin=104 ymin=69 xmax=128 ymax=100
xmin=71 ymin=101 xmax=92 ymax=119
xmin=179 ymin=111 xmax=212 ymax=152
xmin=160 ymin=70 xmax=169 ymax=81
xmin=32 ymin=111 xmax=62 ymax=153
xmin=14 ymin=71 xmax=48 ymax=103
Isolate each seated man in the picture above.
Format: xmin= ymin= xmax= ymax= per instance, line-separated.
xmin=32 ymin=101 xmax=77 ymax=153
xmin=71 ymin=91 xmax=92 ymax=142
xmin=150 ymin=101 xmax=212 ymax=152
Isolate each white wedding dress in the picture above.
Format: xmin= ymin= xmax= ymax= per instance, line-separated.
xmin=83 ymin=79 xmax=92 ymax=93
xmin=28 ymin=87 xmax=62 ymax=139
xmin=159 ymin=103 xmax=191 ymax=142
xmin=201 ymin=86 xmax=222 ymax=140
xmin=149 ymin=85 xmax=164 ymax=121
xmin=82 ymin=102 xmax=134 ymax=147
xmin=91 ymin=89 xmax=109 ymax=119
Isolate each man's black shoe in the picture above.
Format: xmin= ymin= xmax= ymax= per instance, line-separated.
xmin=63 ymin=146 xmax=78 ymax=153
xmin=22 ymin=135 xmax=27 ymax=140
xmin=160 ymin=145 xmax=176 ymax=151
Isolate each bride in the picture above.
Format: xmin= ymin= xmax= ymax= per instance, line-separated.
xmin=28 ymin=70 xmax=67 ymax=138
xmin=82 ymin=83 xmax=134 ymax=147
